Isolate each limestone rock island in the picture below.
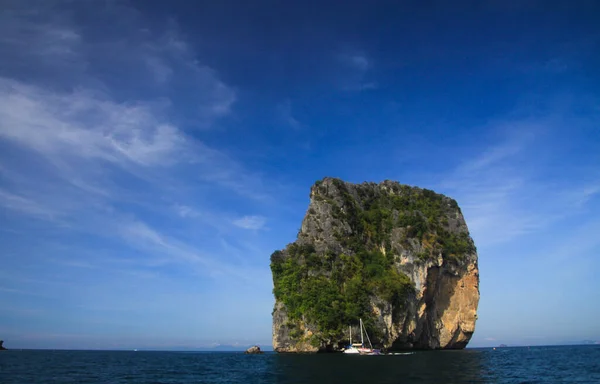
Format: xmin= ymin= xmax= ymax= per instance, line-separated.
xmin=270 ymin=178 xmax=479 ymax=352
xmin=0 ymin=340 xmax=6 ymax=350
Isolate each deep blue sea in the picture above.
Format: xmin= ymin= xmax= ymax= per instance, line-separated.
xmin=1 ymin=345 xmax=599 ymax=383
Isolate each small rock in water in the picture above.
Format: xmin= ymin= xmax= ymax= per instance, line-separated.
xmin=245 ymin=345 xmax=263 ymax=354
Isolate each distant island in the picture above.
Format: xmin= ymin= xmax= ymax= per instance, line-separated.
xmin=245 ymin=345 xmax=264 ymax=354
xmin=0 ymin=340 xmax=6 ymax=350
xmin=271 ymin=178 xmax=480 ymax=352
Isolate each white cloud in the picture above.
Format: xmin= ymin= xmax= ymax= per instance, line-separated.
xmin=0 ymin=4 xmax=262 ymax=199
xmin=438 ymin=114 xmax=599 ymax=248
xmin=0 ymin=4 xmax=83 ymax=66
xmin=140 ymin=25 xmax=237 ymax=120
xmin=0 ymin=2 xmax=236 ymax=127
xmin=233 ymin=215 xmax=266 ymax=230
xmin=0 ymin=1 xmax=277 ymax=292
xmin=457 ymin=139 xmax=525 ymax=174
xmin=277 ymin=100 xmax=302 ymax=129
xmin=117 ymin=219 xmax=270 ymax=283
xmin=121 ymin=220 xmax=172 ymax=251
xmin=347 ymin=54 xmax=369 ymax=71
xmin=0 ymin=3 xmax=280 ymax=350
xmin=580 ymin=184 xmax=600 ymax=205
xmin=144 ymin=56 xmax=174 ymax=84
xmin=198 ymin=74 xmax=237 ymax=119
xmin=0 ymin=189 xmax=58 ymax=219
xmin=0 ymin=78 xmax=187 ymax=167
xmin=174 ymin=204 xmax=200 ymax=218
xmin=338 ymin=51 xmax=377 ymax=91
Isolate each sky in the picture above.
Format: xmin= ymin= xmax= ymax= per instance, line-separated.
xmin=0 ymin=0 xmax=599 ymax=350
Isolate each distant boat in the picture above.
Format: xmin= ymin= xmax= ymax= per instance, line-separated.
xmin=343 ymin=318 xmax=379 ymax=355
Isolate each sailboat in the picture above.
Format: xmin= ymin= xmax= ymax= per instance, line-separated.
xmin=342 ymin=318 xmax=379 ymax=355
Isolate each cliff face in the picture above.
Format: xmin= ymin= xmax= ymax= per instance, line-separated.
xmin=271 ymin=178 xmax=479 ymax=352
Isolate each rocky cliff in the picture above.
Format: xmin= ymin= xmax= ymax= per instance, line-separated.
xmin=270 ymin=178 xmax=479 ymax=352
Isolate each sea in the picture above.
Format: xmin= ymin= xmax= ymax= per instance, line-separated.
xmin=1 ymin=345 xmax=599 ymax=383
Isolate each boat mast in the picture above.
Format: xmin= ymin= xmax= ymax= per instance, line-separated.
xmin=349 ymin=325 xmax=352 ymax=345
xmin=363 ymin=320 xmax=373 ymax=349
xmin=360 ymin=318 xmax=364 ymax=347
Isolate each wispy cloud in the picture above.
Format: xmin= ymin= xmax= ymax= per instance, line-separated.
xmin=233 ymin=215 xmax=267 ymax=230
xmin=454 ymin=130 xmax=534 ymax=174
xmin=345 ymin=53 xmax=369 ymax=72
xmin=0 ymin=2 xmax=236 ymax=125
xmin=0 ymin=286 xmax=25 ymax=294
xmin=0 ymin=3 xmax=84 ymax=74
xmin=138 ymin=22 xmax=237 ymax=121
xmin=338 ymin=51 xmax=377 ymax=91
xmin=0 ymin=1 xmax=274 ymax=292
xmin=437 ymin=108 xmax=600 ymax=248
xmin=0 ymin=1 xmax=274 ymax=202
xmin=0 ymin=189 xmax=59 ymax=220
xmin=352 ymin=82 xmax=378 ymax=91
xmin=0 ymin=79 xmax=187 ymax=167
xmin=118 ymin=219 xmax=270 ymax=282
xmin=277 ymin=100 xmax=302 ymax=130
xmin=174 ymin=204 xmax=200 ymax=218
xmin=579 ymin=184 xmax=600 ymax=206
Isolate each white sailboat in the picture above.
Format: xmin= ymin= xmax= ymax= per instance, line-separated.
xmin=342 ymin=324 xmax=360 ymax=354
xmin=342 ymin=318 xmax=378 ymax=355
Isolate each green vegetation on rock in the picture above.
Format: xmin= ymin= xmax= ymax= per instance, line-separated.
xmin=323 ymin=178 xmax=476 ymax=262
xmin=271 ymin=244 xmax=412 ymax=343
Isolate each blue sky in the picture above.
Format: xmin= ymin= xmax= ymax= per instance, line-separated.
xmin=0 ymin=0 xmax=599 ymax=350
